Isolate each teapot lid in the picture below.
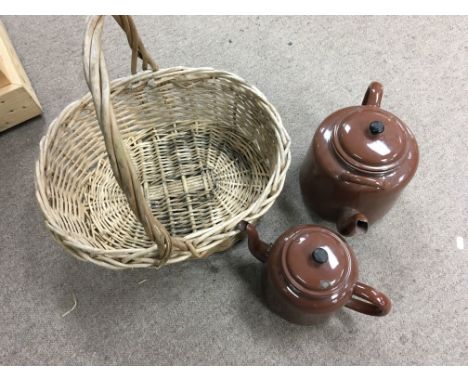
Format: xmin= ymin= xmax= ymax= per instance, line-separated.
xmin=331 ymin=82 xmax=411 ymax=173
xmin=281 ymin=225 xmax=355 ymax=298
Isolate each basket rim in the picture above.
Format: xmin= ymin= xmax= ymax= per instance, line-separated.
xmin=36 ymin=66 xmax=291 ymax=264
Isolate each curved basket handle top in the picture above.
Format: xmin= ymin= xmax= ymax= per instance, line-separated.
xmin=111 ymin=16 xmax=159 ymax=74
xmin=83 ymin=16 xmax=177 ymax=265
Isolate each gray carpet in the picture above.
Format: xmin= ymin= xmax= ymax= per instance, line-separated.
xmin=0 ymin=16 xmax=467 ymax=365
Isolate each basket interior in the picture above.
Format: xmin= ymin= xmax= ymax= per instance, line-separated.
xmin=44 ymin=71 xmax=280 ymax=249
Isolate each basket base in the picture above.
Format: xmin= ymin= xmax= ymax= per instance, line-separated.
xmin=86 ymin=121 xmax=271 ymax=249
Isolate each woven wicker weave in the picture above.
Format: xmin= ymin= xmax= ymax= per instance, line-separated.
xmin=35 ymin=16 xmax=291 ymax=270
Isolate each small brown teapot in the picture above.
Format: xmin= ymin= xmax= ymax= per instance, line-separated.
xmin=239 ymin=221 xmax=391 ymax=325
xmin=300 ymin=81 xmax=419 ymax=236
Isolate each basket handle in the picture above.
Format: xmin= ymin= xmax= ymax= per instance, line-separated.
xmin=83 ymin=16 xmax=192 ymax=265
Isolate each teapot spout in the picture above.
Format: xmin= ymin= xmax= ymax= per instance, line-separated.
xmin=238 ymin=221 xmax=271 ymax=263
xmin=336 ymin=209 xmax=368 ymax=237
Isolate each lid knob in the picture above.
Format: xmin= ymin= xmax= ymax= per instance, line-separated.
xmin=369 ymin=120 xmax=385 ymax=135
xmin=312 ymin=248 xmax=328 ymax=264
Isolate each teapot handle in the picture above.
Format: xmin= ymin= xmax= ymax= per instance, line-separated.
xmin=362 ymin=81 xmax=384 ymax=107
xmin=345 ymin=282 xmax=392 ymax=316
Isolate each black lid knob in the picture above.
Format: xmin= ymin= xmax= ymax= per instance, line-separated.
xmin=312 ymin=248 xmax=328 ymax=264
xmin=369 ymin=120 xmax=385 ymax=135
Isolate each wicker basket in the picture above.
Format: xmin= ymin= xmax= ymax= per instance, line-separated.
xmin=35 ymin=16 xmax=290 ymax=270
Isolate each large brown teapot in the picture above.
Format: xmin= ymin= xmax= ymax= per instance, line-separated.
xmin=300 ymin=82 xmax=419 ymax=236
xmin=239 ymin=221 xmax=391 ymax=325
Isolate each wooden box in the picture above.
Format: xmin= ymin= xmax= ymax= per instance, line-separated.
xmin=0 ymin=20 xmax=42 ymax=132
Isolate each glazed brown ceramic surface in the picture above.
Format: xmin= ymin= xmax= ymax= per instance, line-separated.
xmin=300 ymin=81 xmax=419 ymax=236
xmin=240 ymin=221 xmax=391 ymax=325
